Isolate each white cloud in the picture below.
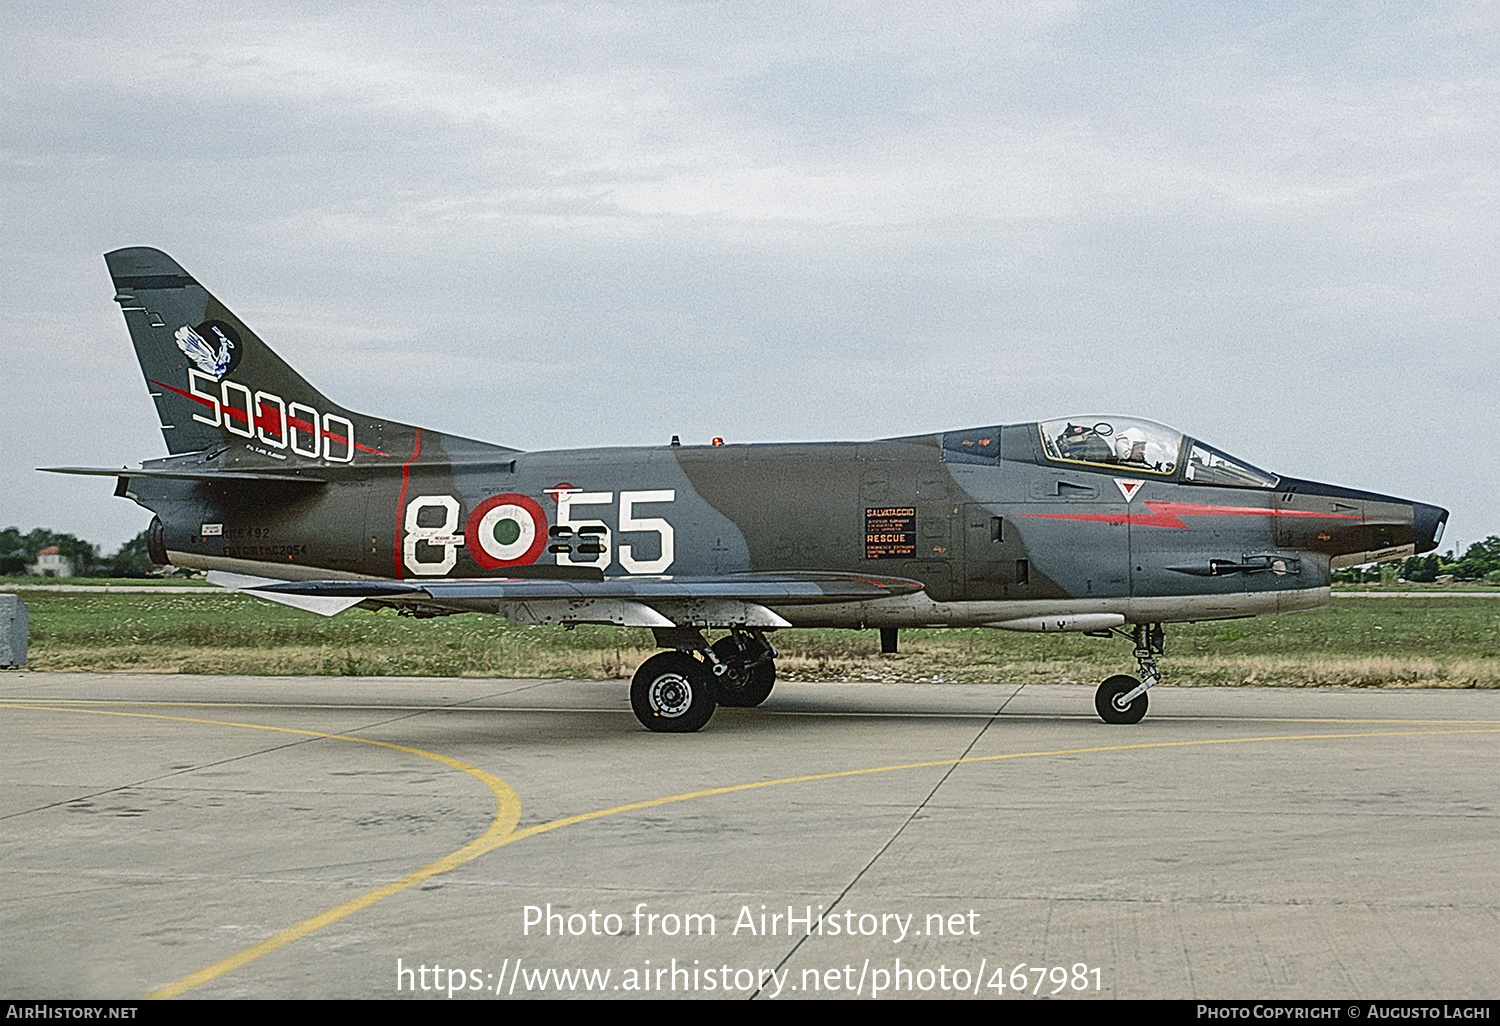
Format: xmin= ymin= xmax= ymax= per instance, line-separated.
xmin=0 ymin=1 xmax=1496 ymax=547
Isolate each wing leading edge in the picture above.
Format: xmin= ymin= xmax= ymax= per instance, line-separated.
xmin=208 ymin=570 xmax=926 ymax=627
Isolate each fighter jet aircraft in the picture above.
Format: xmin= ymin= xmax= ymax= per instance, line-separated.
xmin=46 ymin=248 xmax=1448 ymax=731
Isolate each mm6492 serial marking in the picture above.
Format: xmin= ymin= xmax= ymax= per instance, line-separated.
xmin=46 ymin=248 xmax=1448 ymax=732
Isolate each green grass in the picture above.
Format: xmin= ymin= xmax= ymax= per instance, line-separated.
xmin=1333 ymin=581 xmax=1498 ymax=593
xmin=0 ymin=575 xmax=211 ymax=587
xmin=8 ymin=591 xmax=1498 ymax=687
xmin=18 ymin=592 xmax=652 ymax=678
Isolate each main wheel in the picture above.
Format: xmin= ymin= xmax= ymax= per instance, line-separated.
xmin=709 ymin=636 xmax=776 ymax=708
xmin=1095 ymin=674 xmax=1148 ymax=724
xmin=631 ymin=652 xmax=717 ymax=732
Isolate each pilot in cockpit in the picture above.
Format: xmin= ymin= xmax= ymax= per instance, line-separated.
xmin=1045 ymin=417 xmax=1181 ymax=474
xmin=1115 ymin=428 xmax=1149 ymax=466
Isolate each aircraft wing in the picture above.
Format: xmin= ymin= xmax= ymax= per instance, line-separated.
xmin=208 ymin=570 xmax=925 ymax=627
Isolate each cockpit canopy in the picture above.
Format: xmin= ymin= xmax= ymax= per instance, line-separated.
xmin=1037 ymin=417 xmax=1278 ymax=488
xmin=939 ymin=418 xmax=1278 ymax=488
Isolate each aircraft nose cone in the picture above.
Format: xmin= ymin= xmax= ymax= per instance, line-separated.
xmin=1413 ymin=502 xmax=1448 ymax=554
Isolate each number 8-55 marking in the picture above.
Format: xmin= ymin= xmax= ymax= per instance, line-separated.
xmin=403 ymin=490 xmax=675 ymax=577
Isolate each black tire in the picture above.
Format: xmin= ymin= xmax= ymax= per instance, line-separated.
xmin=709 ymin=636 xmax=776 ymax=708
xmin=631 ymin=652 xmax=717 ymax=732
xmin=1095 ymin=674 xmax=1148 ymax=724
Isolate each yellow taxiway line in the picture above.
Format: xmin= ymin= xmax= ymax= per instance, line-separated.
xmin=2 ymin=700 xmax=1496 ymax=998
xmin=0 ymin=702 xmax=521 ymax=999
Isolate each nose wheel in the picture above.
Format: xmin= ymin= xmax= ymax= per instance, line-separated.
xmin=1095 ymin=674 xmax=1148 ymax=724
xmin=1094 ymin=623 xmax=1163 ymax=724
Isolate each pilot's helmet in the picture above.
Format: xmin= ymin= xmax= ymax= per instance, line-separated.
xmin=1116 ymin=428 xmax=1147 ymax=461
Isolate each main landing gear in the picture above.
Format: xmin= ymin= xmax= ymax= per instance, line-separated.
xmin=1093 ymin=623 xmax=1164 ymax=725
xmin=630 ymin=628 xmax=778 ymax=732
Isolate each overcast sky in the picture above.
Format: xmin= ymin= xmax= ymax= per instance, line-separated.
xmin=2 ymin=1 xmax=1495 ymax=554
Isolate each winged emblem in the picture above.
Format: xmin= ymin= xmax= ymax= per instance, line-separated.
xmin=174 ymin=324 xmax=235 ymax=379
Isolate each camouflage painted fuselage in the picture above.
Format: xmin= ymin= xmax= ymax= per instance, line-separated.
xmin=81 ymin=247 xmax=1444 ymax=633
xmin=123 ymin=427 xmax=1433 ymax=630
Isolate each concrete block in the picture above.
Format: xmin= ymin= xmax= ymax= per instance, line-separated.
xmin=0 ymin=594 xmax=28 ymax=667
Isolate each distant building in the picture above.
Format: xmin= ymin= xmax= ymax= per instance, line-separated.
xmin=26 ymin=545 xmax=73 ymax=578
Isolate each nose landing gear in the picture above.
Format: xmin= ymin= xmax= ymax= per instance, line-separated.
xmin=1093 ymin=623 xmax=1163 ymax=724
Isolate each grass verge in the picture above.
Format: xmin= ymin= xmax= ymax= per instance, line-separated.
xmin=7 ymin=591 xmax=1497 ymax=687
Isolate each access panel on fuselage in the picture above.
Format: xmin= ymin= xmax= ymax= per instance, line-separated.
xmin=1126 ymin=481 xmax=1271 ymax=600
xmin=1006 ymin=468 xmax=1130 ymax=601
xmin=858 ymin=445 xmax=962 ymax=601
xmin=959 ymin=504 xmax=1030 ymax=601
xmin=676 ymin=444 xmax=867 ymax=575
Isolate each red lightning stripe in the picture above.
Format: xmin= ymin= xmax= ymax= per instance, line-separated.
xmin=1016 ymin=501 xmax=1363 ymax=529
xmin=151 ymin=380 xmax=390 ymax=456
xmin=393 ymin=428 xmax=423 ymax=580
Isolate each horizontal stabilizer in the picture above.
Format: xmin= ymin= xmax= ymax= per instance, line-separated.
xmin=41 ymin=466 xmax=329 ymax=484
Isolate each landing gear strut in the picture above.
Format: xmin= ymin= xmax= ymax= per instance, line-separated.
xmin=1094 ymin=623 xmax=1163 ymax=725
xmin=711 ymin=630 xmax=778 ymax=708
xmin=630 ymin=627 xmax=779 ymax=731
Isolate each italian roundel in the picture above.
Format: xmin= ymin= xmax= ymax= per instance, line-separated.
xmin=465 ymin=493 xmax=548 ymax=568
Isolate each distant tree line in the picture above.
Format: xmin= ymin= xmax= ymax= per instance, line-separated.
xmin=1334 ymin=535 xmax=1500 ymax=585
xmin=0 ymin=527 xmax=156 ymax=578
